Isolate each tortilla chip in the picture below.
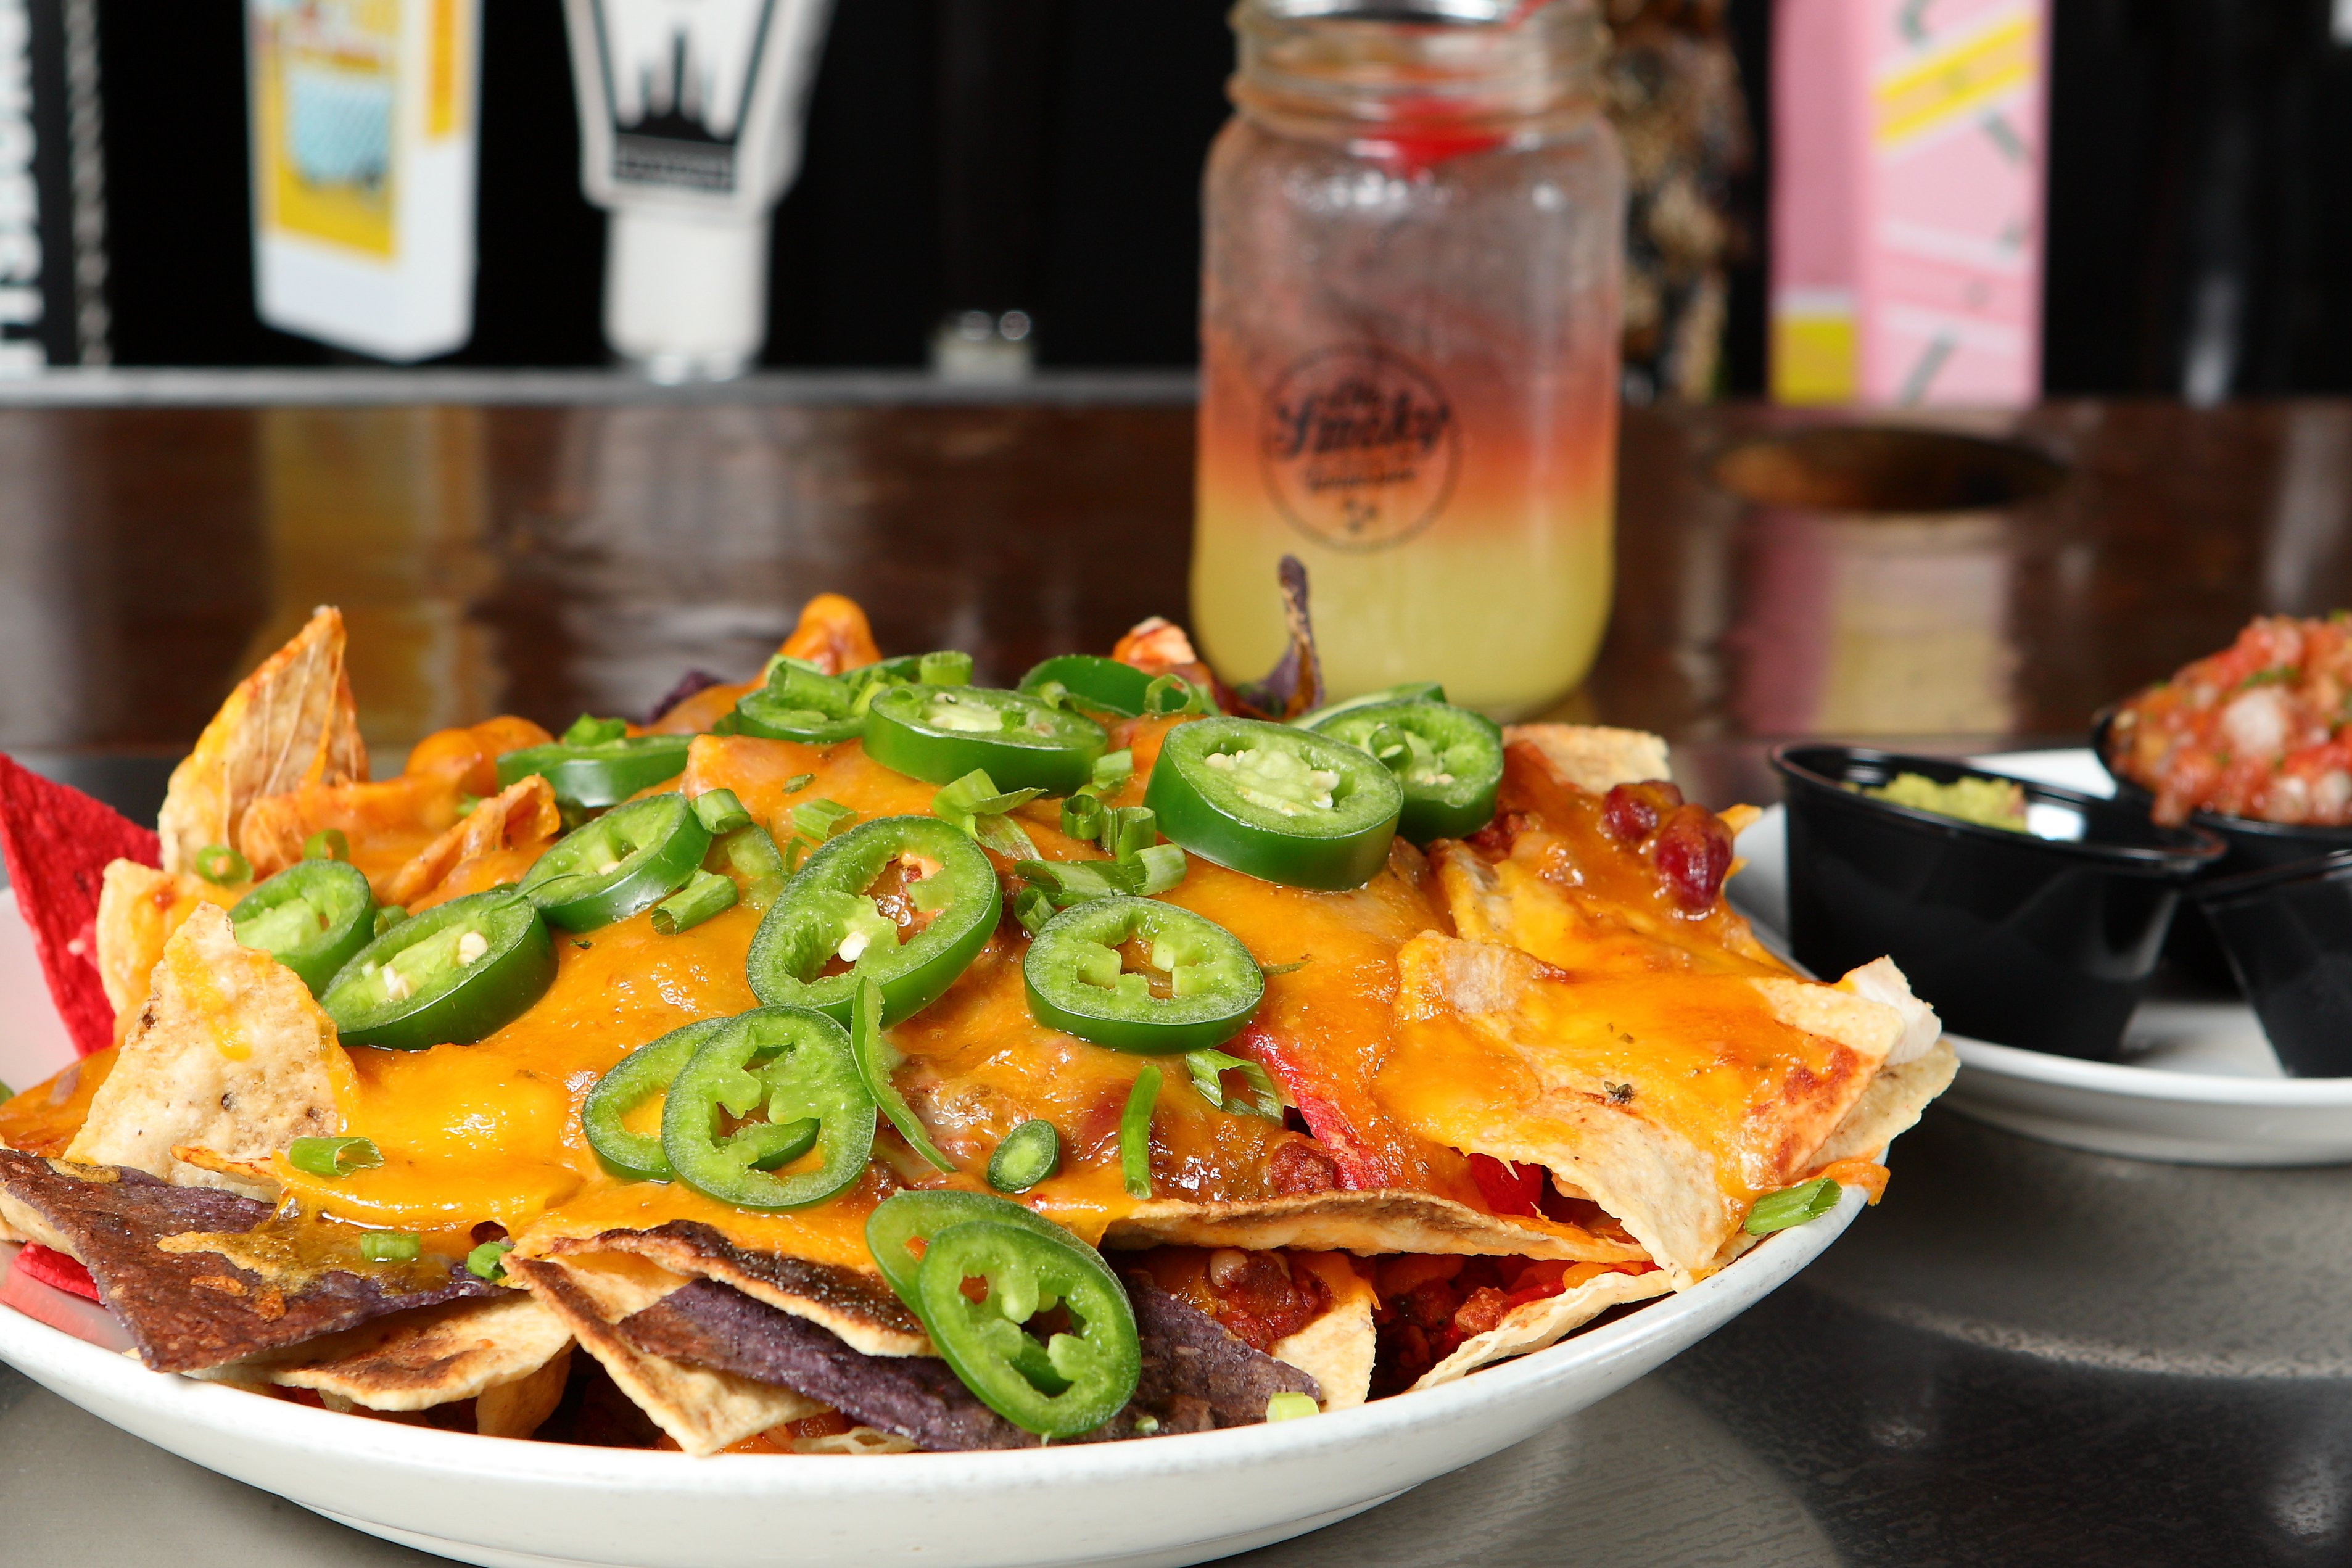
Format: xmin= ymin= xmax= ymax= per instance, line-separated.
xmin=1382 ymin=933 xmax=1906 ymax=1288
xmin=1409 ymin=1266 xmax=1672 ymax=1390
xmin=507 ymin=1252 xmax=822 ymax=1456
xmin=168 ymin=1145 xmax=281 ymax=1203
xmin=380 ymin=774 xmax=561 ymax=910
xmin=0 ymin=1150 xmax=493 ymax=1371
xmin=1812 ymin=1039 xmax=1959 ymax=1168
xmin=793 ymin=1426 xmax=919 ymax=1456
xmin=157 ymin=606 xmax=368 ymax=877
xmin=1267 ymin=1253 xmax=1376 ymax=1411
xmin=533 ymin=1220 xmax=927 ymax=1357
xmin=94 ymin=862 xmax=241 ymax=1040
xmin=67 ymin=904 xmax=354 ymax=1190
xmin=0 ymin=758 xmax=163 ymax=1056
xmin=1103 ymin=1189 xmax=1646 ymax=1264
xmin=776 ymin=592 xmax=883 ymax=675
xmin=1500 ymin=724 xmax=1672 ymax=795
xmin=255 ymin=1292 xmax=572 ymax=1414
xmin=476 ymin=1342 xmax=574 ymax=1438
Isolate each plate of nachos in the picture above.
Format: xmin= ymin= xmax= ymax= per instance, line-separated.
xmin=0 ymin=588 xmax=1953 ymax=1568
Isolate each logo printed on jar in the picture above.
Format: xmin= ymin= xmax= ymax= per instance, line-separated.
xmin=1258 ymin=346 xmax=1460 ymax=553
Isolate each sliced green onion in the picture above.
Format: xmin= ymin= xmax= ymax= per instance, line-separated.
xmin=652 ymin=869 xmax=738 ymax=935
xmin=466 ymin=1240 xmax=513 ymax=1281
xmin=372 ymin=905 xmax=408 ymax=938
xmin=1266 ymin=1392 xmax=1319 ymax=1422
xmin=1144 ymin=675 xmax=1208 ymax=717
xmin=986 ymin=1118 xmax=1061 ymax=1194
xmin=1744 ymin=1176 xmax=1842 ymax=1234
xmin=1133 ymin=843 xmax=1187 ymax=896
xmin=691 ymin=788 xmax=754 ymax=835
xmin=935 ymin=769 xmax=1044 ymax=822
xmin=792 ymin=798 xmax=858 ymax=842
xmin=563 ymin=714 xmax=629 ymax=746
xmin=1184 ymin=1049 xmax=1282 ymax=1120
xmin=286 ymin=1136 xmax=382 ymax=1178
xmin=1031 ymin=679 xmax=1070 ymax=710
xmin=1100 ymin=806 xmax=1157 ymax=863
xmin=783 ymin=772 xmax=816 ymax=794
xmin=1061 ymin=794 xmax=1105 ymax=841
xmin=918 ymin=651 xmax=974 ymax=687
xmin=1017 ymin=859 xmax=1143 ymax=906
xmin=194 ymin=844 xmax=250 ymax=886
xmin=1013 ymin=886 xmax=1056 ymax=935
xmin=302 ymin=829 xmax=350 ymax=862
xmin=1090 ymin=750 xmax=1134 ymax=793
xmin=1120 ymin=1065 xmax=1160 ymax=1199
xmin=358 ymin=1231 xmax=421 ymax=1264
xmin=850 ymin=976 xmax=955 ymax=1173
xmin=1132 ymin=1413 xmax=1161 ymax=1435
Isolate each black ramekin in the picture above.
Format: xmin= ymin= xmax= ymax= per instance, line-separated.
xmin=2196 ymin=851 xmax=2352 ymax=1077
xmin=2091 ymin=708 xmax=2352 ymax=991
xmin=1772 ymin=745 xmax=2225 ymax=1060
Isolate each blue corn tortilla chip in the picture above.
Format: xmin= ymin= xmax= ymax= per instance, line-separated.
xmin=0 ymin=1149 xmax=495 ymax=1373
xmin=613 ymin=1269 xmax=1318 ymax=1451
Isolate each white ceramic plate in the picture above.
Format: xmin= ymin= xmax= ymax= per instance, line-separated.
xmin=1733 ymin=748 xmax=2352 ymax=1167
xmin=0 ymin=890 xmax=1863 ymax=1568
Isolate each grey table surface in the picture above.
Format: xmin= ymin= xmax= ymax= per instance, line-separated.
xmin=6 ymin=762 xmax=2348 ymax=1568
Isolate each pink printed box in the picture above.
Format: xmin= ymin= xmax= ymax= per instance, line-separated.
xmin=1770 ymin=0 xmax=2049 ymax=407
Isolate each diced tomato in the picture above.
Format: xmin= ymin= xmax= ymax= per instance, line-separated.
xmin=13 ymin=1242 xmax=99 ymax=1301
xmin=1467 ymin=1152 xmax=1546 ymax=1218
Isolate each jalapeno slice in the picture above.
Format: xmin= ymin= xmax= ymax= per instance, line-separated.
xmin=1142 ymin=717 xmax=1403 ymax=891
xmin=519 ymin=792 xmax=712 ymax=931
xmin=1017 ymin=655 xmax=1156 ymax=718
xmin=745 ymin=814 xmax=999 ymax=1026
xmin=1023 ymin=896 xmax=1263 ymax=1054
xmin=496 ymin=734 xmax=692 ymax=811
xmin=320 ymin=890 xmax=555 ymax=1050
xmin=1292 ymin=682 xmax=1445 ymax=730
xmin=581 ymin=1017 xmax=724 ymax=1181
xmin=229 ymin=859 xmax=376 ymax=997
xmin=864 ymin=1188 xmax=1076 ymax=1311
xmin=864 ymin=685 xmax=1107 ymax=794
xmin=914 ymin=1219 xmax=1142 ymax=1438
xmin=1311 ymin=698 xmax=1504 ymax=844
xmin=660 ymin=1005 xmax=876 ymax=1211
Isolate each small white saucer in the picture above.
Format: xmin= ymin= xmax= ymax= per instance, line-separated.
xmin=1735 ymin=748 xmax=2352 ymax=1168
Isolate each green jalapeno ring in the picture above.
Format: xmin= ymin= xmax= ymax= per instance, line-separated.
xmin=864 ymin=684 xmax=1107 ymax=795
xmin=746 ymin=814 xmax=1000 ymax=1028
xmin=495 ymin=733 xmax=693 ymax=811
xmin=914 ymin=1219 xmax=1142 ymax=1438
xmin=321 ymin=890 xmax=556 ymax=1050
xmin=1290 ymin=682 xmax=1446 ymax=730
xmin=1023 ymin=896 xmax=1264 ymax=1055
xmin=1017 ymin=655 xmax=1157 ymax=719
xmin=1142 ymin=717 xmax=1403 ymax=891
xmin=728 ymin=687 xmax=864 ymax=745
xmin=229 ymin=858 xmax=376 ymax=997
xmin=660 ymin=1005 xmax=877 ymax=1212
xmin=582 ymin=1017 xmax=727 ymax=1181
xmin=864 ymin=1188 xmax=1078 ymax=1312
xmin=519 ymin=793 xmax=713 ymax=933
xmin=1311 ymin=698 xmax=1504 ymax=845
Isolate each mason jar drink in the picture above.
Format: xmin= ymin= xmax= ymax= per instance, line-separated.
xmin=1194 ymin=0 xmax=1625 ymax=717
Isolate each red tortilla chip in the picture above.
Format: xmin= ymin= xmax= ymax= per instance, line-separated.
xmin=0 ymin=755 xmax=162 ymax=1056
xmin=13 ymin=1242 xmax=99 ymax=1301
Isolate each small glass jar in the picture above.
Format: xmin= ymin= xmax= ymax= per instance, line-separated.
xmin=1192 ymin=0 xmax=1625 ymax=717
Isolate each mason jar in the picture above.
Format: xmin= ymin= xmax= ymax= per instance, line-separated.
xmin=1192 ymin=0 xmax=1625 ymax=717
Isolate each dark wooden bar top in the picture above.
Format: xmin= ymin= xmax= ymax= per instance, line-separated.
xmin=3 ymin=373 xmax=2348 ymax=1568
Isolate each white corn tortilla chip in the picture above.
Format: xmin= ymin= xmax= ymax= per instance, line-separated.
xmin=1382 ymin=933 xmax=1913 ymax=1289
xmin=1410 ymin=1266 xmax=1672 ymax=1390
xmin=1103 ymin=1189 xmax=1647 ymax=1265
xmin=381 ymin=774 xmax=561 ymax=909
xmin=510 ymin=1252 xmax=822 ymax=1456
xmin=66 ymin=903 xmax=355 ymax=1192
xmin=1501 ymin=724 xmax=1672 ymax=794
xmin=158 ymin=606 xmax=368 ymax=877
xmin=1267 ymin=1253 xmax=1376 ymax=1411
xmin=211 ymin=1291 xmax=572 ymax=1417
xmin=93 ymin=860 xmax=240 ymax=1041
